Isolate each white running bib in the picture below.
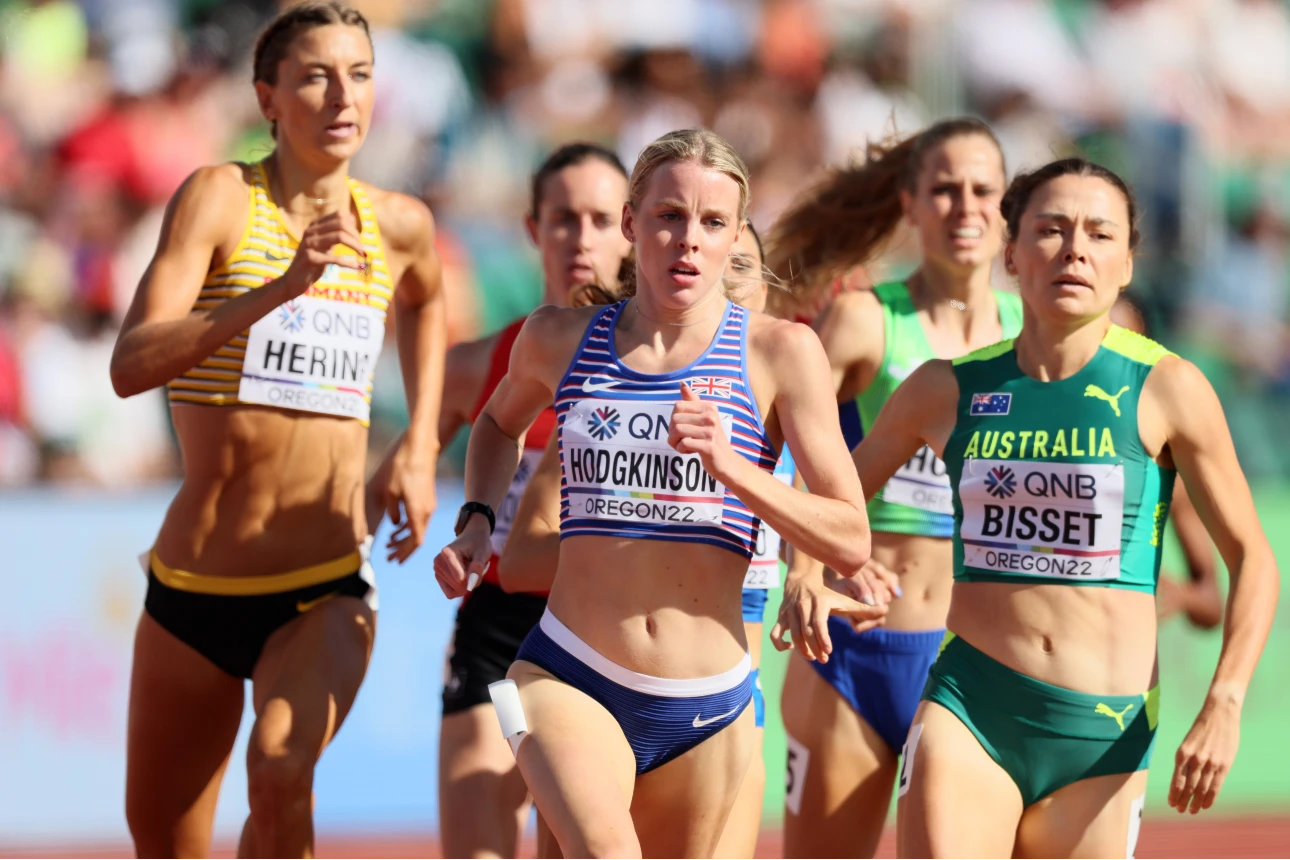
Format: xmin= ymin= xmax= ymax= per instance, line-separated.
xmin=881 ymin=445 xmax=953 ymax=515
xmin=742 ymin=468 xmax=793 ymax=589
xmin=959 ymin=459 xmax=1125 ymax=580
xmin=561 ymin=399 xmax=731 ymax=527
xmin=240 ymin=293 xmax=385 ymax=422
xmin=491 ymin=447 xmax=545 ymax=557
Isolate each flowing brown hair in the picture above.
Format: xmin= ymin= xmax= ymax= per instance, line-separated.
xmin=763 ymin=117 xmax=1003 ymax=316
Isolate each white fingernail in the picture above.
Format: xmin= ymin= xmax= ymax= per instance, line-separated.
xmin=467 ymin=572 xmax=481 ymax=591
xmin=862 ymin=594 xmax=875 ymax=606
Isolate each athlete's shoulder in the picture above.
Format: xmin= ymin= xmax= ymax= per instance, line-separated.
xmin=1101 ymin=324 xmax=1175 ymax=367
xmin=1140 ymin=349 xmax=1205 ymax=401
xmin=816 ymin=287 xmax=883 ymax=327
xmin=160 ymin=163 xmax=252 ymax=246
xmin=748 ymin=312 xmax=822 ymax=362
xmin=445 ymin=329 xmax=503 ymax=377
xmin=362 ymin=184 xmax=436 ymax=254
xmin=169 ymin=163 xmax=250 ymax=212
xmin=951 ymin=337 xmax=1017 ymax=367
xmin=810 ymin=288 xmax=883 ymax=354
xmin=519 ymin=303 xmax=607 ymax=353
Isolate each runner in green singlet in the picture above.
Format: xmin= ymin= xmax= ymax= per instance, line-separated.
xmin=764 ymin=118 xmax=1020 ymax=858
xmin=793 ymin=157 xmax=1279 ymax=857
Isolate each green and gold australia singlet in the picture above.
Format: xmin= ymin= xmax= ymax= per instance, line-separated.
xmin=858 ymin=282 xmax=1023 ymax=538
xmin=943 ymin=326 xmax=1177 ymax=593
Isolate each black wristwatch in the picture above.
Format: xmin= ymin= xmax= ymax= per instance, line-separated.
xmin=454 ymin=502 xmax=496 ymax=536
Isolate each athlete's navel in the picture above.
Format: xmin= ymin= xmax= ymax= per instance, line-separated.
xmin=1041 ymin=635 xmax=1054 ymax=654
xmin=645 ymin=614 xmax=658 ymax=637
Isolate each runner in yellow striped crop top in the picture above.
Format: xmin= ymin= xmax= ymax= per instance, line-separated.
xmin=109 ymin=5 xmax=448 ymax=855
xmin=168 ymin=161 xmax=395 ymax=425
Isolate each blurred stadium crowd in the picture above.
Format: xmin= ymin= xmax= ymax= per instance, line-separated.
xmin=2 ymin=0 xmax=1290 ymax=487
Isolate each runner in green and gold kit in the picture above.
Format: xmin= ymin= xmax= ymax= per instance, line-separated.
xmin=798 ymin=157 xmax=1279 ymax=857
xmin=766 ymin=119 xmax=1022 ymax=858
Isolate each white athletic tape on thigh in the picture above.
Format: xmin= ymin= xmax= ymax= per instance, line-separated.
xmin=785 ymin=732 xmax=810 ymax=816
xmin=488 ymin=679 xmax=528 ymax=757
xmin=898 ymin=722 xmax=923 ymax=798
xmin=1126 ymin=793 xmax=1144 ymax=859
xmin=359 ymin=535 xmax=380 ymax=611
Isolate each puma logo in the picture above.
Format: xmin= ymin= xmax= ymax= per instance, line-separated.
xmin=1084 ymin=384 xmax=1130 ymax=417
xmin=1095 ymin=702 xmax=1135 ymax=731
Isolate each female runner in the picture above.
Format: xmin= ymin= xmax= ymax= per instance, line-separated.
xmin=429 ymin=141 xmax=630 ymax=859
xmin=791 ymin=157 xmax=1279 ymax=856
xmin=435 ymin=128 xmax=880 ymax=858
xmin=766 ymin=118 xmax=1021 ymax=858
xmin=498 ymin=223 xmax=786 ymax=858
xmin=109 ymin=3 xmax=446 ymax=855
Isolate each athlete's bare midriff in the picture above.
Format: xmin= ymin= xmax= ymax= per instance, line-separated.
xmin=546 ymin=535 xmax=750 ymax=679
xmin=152 ymin=402 xmax=368 ymax=577
xmin=948 ymin=580 xmax=1158 ymax=696
xmin=869 ymin=531 xmax=953 ymax=630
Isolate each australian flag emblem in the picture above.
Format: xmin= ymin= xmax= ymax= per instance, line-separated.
xmin=970 ymin=392 xmax=1011 ymax=416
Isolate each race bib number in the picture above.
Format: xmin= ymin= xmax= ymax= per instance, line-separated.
xmin=881 ymin=445 xmax=953 ymax=515
xmin=742 ymin=467 xmax=793 ymax=588
xmin=959 ymin=459 xmax=1124 ymax=580
xmin=491 ymin=447 xmax=544 ymax=557
xmin=240 ymin=293 xmax=385 ymax=421
xmin=561 ymin=399 xmax=732 ymax=526
xmin=898 ymin=721 xmax=922 ymax=797
xmin=785 ymin=732 xmax=810 ymax=816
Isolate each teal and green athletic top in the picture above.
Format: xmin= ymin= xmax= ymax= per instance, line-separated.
xmin=858 ymin=282 xmax=1024 ymax=538
xmin=943 ymin=326 xmax=1177 ymax=594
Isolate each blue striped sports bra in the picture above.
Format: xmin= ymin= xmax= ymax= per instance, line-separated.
xmin=555 ymin=300 xmax=778 ymax=560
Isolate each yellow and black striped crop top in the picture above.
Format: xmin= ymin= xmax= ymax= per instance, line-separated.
xmin=167 ymin=161 xmax=395 ymax=425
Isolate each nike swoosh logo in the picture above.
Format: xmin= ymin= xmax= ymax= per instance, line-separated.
xmin=692 ymin=705 xmax=741 ymax=728
xmin=265 ymin=250 xmax=290 ymax=263
xmin=581 ymin=377 xmax=620 ymax=393
xmin=296 ymin=591 xmax=339 ymax=613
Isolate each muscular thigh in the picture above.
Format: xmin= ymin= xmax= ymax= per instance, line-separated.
xmin=782 ymin=654 xmax=897 ymax=859
xmin=251 ymin=596 xmax=376 ymax=755
xmin=126 ymin=612 xmax=245 ymax=856
xmin=896 ymin=701 xmax=1022 ymax=859
xmin=508 ymin=661 xmax=638 ymax=858
xmin=1015 ymin=770 xmax=1148 ymax=859
xmin=632 ymin=707 xmax=756 ymax=859
xmin=438 ymin=704 xmax=531 ymax=859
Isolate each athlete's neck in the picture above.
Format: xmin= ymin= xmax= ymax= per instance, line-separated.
xmin=907 ymin=261 xmax=996 ymax=328
xmin=619 ymin=284 xmax=726 ymax=354
xmin=267 ymin=150 xmax=352 ymax=218
xmin=1014 ymin=310 xmax=1112 ymax=382
xmin=541 ymin=284 xmax=569 ymax=308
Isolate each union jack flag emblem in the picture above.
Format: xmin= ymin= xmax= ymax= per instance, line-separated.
xmin=689 ymin=377 xmax=734 ymax=398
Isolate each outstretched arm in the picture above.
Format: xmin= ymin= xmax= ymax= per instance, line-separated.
xmin=434 ymin=306 xmax=587 ymax=598
xmin=376 ymin=195 xmax=448 ymax=562
xmin=1145 ymin=357 xmax=1279 ymax=815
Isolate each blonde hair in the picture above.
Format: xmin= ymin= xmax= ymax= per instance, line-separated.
xmin=628 ymin=128 xmax=751 ymax=220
